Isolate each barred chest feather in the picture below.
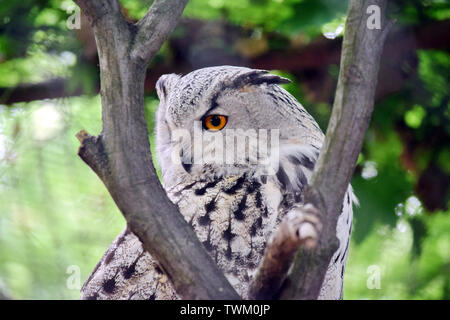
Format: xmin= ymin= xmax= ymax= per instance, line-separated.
xmin=167 ymin=174 xmax=284 ymax=298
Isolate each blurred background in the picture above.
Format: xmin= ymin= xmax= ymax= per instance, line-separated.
xmin=0 ymin=0 xmax=449 ymax=299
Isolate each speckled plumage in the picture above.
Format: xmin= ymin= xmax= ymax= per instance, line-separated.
xmin=80 ymin=66 xmax=356 ymax=300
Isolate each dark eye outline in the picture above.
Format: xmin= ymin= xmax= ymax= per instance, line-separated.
xmin=202 ymin=114 xmax=228 ymax=131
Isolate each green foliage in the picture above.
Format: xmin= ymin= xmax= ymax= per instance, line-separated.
xmin=0 ymin=98 xmax=125 ymax=299
xmin=389 ymin=0 xmax=450 ymax=24
xmin=0 ymin=0 xmax=79 ymax=60
xmin=345 ymin=209 xmax=450 ymax=299
xmin=405 ymin=105 xmax=426 ymax=129
xmin=183 ymin=0 xmax=348 ymax=38
xmin=351 ymin=133 xmax=415 ymax=243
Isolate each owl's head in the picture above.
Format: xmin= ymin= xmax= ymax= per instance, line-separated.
xmin=155 ymin=66 xmax=323 ymax=188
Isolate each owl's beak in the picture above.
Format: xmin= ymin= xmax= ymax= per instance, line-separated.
xmin=179 ymin=149 xmax=192 ymax=173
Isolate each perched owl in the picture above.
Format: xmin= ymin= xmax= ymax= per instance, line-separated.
xmin=80 ymin=66 xmax=356 ymax=300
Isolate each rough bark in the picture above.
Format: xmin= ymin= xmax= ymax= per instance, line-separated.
xmin=74 ymin=0 xmax=239 ymax=300
xmin=250 ymin=0 xmax=393 ymax=300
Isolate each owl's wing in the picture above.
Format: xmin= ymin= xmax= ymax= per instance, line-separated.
xmin=80 ymin=227 xmax=178 ymax=300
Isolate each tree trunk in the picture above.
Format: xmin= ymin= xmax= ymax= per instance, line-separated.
xmin=75 ymin=0 xmax=239 ymax=300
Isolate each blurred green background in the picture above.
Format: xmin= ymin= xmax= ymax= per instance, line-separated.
xmin=0 ymin=0 xmax=449 ymax=299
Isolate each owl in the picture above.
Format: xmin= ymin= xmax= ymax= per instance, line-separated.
xmin=80 ymin=66 xmax=356 ymax=300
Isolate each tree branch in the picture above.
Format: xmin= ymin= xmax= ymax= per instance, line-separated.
xmin=74 ymin=0 xmax=239 ymax=299
xmin=75 ymin=0 xmax=124 ymax=31
xmin=250 ymin=0 xmax=393 ymax=300
xmin=131 ymin=0 xmax=189 ymax=65
xmin=0 ymin=78 xmax=85 ymax=104
xmin=281 ymin=0 xmax=393 ymax=300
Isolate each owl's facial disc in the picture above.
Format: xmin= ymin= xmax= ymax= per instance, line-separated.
xmin=156 ymin=66 xmax=323 ymax=187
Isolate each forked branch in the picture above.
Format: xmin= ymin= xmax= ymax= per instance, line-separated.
xmin=131 ymin=0 xmax=189 ymax=64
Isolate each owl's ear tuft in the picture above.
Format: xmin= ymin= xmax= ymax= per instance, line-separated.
xmin=232 ymin=70 xmax=291 ymax=89
xmin=156 ymin=74 xmax=181 ymax=101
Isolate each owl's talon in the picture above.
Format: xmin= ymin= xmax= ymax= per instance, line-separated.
xmin=297 ymin=223 xmax=318 ymax=248
xmin=286 ymin=203 xmax=322 ymax=248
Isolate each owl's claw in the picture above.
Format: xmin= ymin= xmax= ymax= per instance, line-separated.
xmin=286 ymin=203 xmax=322 ymax=249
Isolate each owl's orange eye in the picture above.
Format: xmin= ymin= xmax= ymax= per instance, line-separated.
xmin=203 ymin=115 xmax=228 ymax=131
